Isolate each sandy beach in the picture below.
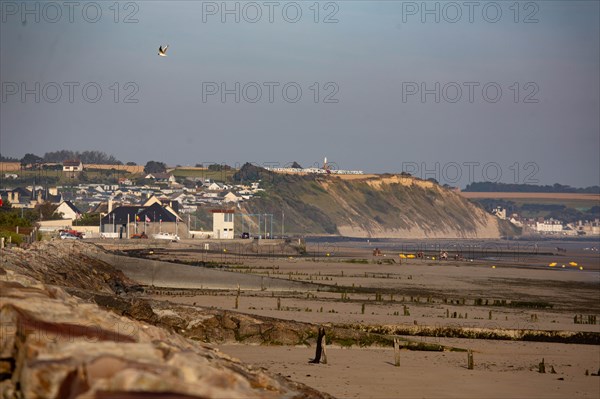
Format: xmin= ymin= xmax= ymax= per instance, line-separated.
xmin=94 ymin=238 xmax=600 ymax=398
xmin=218 ymin=341 xmax=599 ymax=399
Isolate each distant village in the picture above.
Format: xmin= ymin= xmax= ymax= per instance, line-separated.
xmin=491 ymin=207 xmax=600 ymax=237
xmin=1 ymin=159 xmax=265 ymax=240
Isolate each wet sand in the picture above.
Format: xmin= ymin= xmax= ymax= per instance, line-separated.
xmin=218 ymin=340 xmax=600 ymax=399
xmin=96 ymin=238 xmax=600 ymax=398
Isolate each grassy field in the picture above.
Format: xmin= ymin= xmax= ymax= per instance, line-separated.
xmin=2 ymin=166 xmax=236 ymax=187
xmin=170 ymin=168 xmax=237 ymax=182
xmin=508 ymin=198 xmax=599 ymax=212
xmin=1 ymin=168 xmax=136 ymax=186
xmin=460 ymin=192 xmax=600 ymax=201
xmin=461 ymin=192 xmax=599 ymax=212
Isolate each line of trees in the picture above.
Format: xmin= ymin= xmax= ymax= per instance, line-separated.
xmin=465 ymin=182 xmax=600 ymax=194
xmin=11 ymin=150 xmax=126 ymax=166
xmin=41 ymin=150 xmax=123 ymax=165
xmin=0 ymin=153 xmax=19 ymax=162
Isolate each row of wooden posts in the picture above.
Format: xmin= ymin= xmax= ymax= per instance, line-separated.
xmin=309 ymin=332 xmax=477 ymax=370
xmin=309 ymin=330 xmax=553 ymax=374
xmin=574 ymin=314 xmax=597 ymax=324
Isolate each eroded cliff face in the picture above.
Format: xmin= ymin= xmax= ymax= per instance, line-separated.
xmin=0 ymin=242 xmax=333 ymax=399
xmin=243 ymin=173 xmax=504 ymax=238
xmin=333 ymin=176 xmax=502 ymax=238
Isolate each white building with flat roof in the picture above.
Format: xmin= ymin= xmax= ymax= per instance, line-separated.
xmin=212 ymin=209 xmax=235 ymax=239
xmin=535 ymin=219 xmax=563 ymax=233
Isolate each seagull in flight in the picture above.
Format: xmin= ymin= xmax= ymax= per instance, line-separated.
xmin=158 ymin=45 xmax=169 ymax=57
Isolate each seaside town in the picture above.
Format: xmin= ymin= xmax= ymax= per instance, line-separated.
xmin=0 ymin=157 xmax=598 ymax=243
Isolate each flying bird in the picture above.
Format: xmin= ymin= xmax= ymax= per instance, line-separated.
xmin=158 ymin=45 xmax=169 ymax=57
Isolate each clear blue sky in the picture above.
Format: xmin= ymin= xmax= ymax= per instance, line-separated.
xmin=1 ymin=1 xmax=598 ymax=188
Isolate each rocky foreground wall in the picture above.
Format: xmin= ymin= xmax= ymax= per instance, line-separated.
xmin=0 ymin=242 xmax=333 ymax=399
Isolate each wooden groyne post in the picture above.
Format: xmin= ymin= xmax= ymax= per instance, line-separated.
xmin=538 ymin=358 xmax=546 ymax=373
xmin=309 ymin=327 xmax=328 ymax=364
xmin=394 ymin=338 xmax=401 ymax=367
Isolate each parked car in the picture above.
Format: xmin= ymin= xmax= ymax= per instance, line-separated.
xmin=152 ymin=232 xmax=180 ymax=242
xmin=240 ymin=232 xmax=250 ymax=239
xmin=58 ymin=229 xmax=83 ymax=238
xmin=60 ymin=232 xmax=81 ymax=240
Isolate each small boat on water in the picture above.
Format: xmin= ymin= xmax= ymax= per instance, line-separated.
xmin=151 ymin=232 xmax=180 ymax=241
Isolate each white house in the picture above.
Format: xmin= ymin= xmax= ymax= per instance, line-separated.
xmin=169 ymin=193 xmax=187 ymax=204
xmin=206 ymin=182 xmax=225 ymax=191
xmin=212 ymin=209 xmax=235 ymax=239
xmin=145 ymin=173 xmax=176 ymax=184
xmin=509 ymin=216 xmax=523 ymax=227
xmin=223 ymin=192 xmax=242 ymax=203
xmin=62 ymin=160 xmax=83 ymax=172
xmin=54 ymin=200 xmax=82 ymax=220
xmin=492 ymin=207 xmax=506 ymax=220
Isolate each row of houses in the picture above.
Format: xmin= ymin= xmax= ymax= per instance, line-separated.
xmin=0 ymin=185 xmax=84 ymax=218
xmin=1 ymin=177 xmax=262 ymax=239
xmin=492 ymin=207 xmax=600 ymax=236
xmin=72 ymin=179 xmax=261 ymax=215
xmin=1 ymin=186 xmax=62 ymax=209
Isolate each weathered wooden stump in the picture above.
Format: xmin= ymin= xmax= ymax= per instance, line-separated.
xmin=467 ymin=350 xmax=474 ymax=370
xmin=393 ymin=338 xmax=401 ymax=367
xmin=309 ymin=327 xmax=327 ymax=364
xmin=538 ymin=358 xmax=546 ymax=374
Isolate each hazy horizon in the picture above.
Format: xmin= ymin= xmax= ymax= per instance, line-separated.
xmin=2 ymin=1 xmax=599 ymax=188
